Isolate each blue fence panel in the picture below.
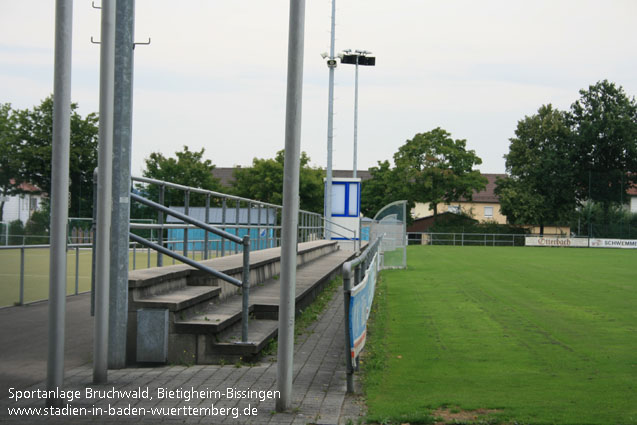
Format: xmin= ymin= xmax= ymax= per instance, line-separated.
xmin=167 ymin=227 xmax=274 ymax=253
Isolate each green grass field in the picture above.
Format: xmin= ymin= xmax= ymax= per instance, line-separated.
xmin=0 ymin=248 xmax=210 ymax=307
xmin=364 ymin=245 xmax=636 ymax=425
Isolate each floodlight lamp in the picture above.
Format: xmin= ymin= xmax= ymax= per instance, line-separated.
xmin=320 ymin=52 xmax=328 ymax=59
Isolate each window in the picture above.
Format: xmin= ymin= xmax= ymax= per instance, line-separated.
xmin=484 ymin=206 xmax=493 ymax=218
xmin=331 ymin=184 xmax=346 ymax=215
xmin=329 ymin=182 xmax=360 ymax=217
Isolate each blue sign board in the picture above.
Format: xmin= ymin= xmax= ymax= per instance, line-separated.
xmin=348 ymin=252 xmax=378 ymax=366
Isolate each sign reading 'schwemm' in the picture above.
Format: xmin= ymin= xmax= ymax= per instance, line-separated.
xmin=348 ymin=252 xmax=378 ymax=366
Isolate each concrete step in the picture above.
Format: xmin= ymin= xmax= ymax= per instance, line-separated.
xmin=169 ymin=249 xmax=355 ymax=364
xmin=173 ymin=305 xmax=245 ymax=334
xmin=127 ymin=240 xmax=356 ymax=365
xmin=209 ymin=320 xmax=279 ymax=358
xmin=131 ymin=286 xmax=221 ymax=312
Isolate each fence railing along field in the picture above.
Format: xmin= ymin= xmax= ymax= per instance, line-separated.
xmin=408 ymin=232 xmax=528 ymax=247
xmin=0 ymin=243 xmax=92 ymax=307
xmin=1 ymin=176 xmax=327 ymax=309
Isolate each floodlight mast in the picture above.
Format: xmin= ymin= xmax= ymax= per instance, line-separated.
xmin=340 ymin=50 xmax=375 ymax=179
xmin=323 ymin=0 xmax=337 ymax=240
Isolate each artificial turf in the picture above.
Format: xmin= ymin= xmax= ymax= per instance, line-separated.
xmin=0 ymin=248 xmax=203 ymax=307
xmin=363 ymin=245 xmax=636 ymax=425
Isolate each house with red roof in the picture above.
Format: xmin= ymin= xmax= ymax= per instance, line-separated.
xmin=411 ymin=173 xmax=508 ymax=224
xmin=0 ymin=180 xmax=44 ymax=224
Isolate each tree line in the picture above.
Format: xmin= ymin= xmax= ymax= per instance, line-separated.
xmin=3 ymin=79 xmax=636 ymax=238
xmin=1 ymin=96 xmax=98 ymax=224
xmin=496 ymin=80 xmax=637 ymax=235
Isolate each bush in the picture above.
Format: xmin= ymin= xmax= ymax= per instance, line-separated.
xmin=25 ymin=209 xmax=50 ymax=244
xmin=571 ymin=202 xmax=637 ymax=239
xmin=8 ymin=220 xmax=25 ymax=245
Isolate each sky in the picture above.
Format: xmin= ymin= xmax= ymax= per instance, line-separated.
xmin=1 ymin=0 xmax=637 ymax=176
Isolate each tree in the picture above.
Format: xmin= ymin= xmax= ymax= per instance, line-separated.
xmin=231 ymin=150 xmax=324 ymax=213
xmin=568 ymin=80 xmax=637 ymax=213
xmin=0 ymin=103 xmax=20 ymax=222
xmin=12 ymin=96 xmax=99 ymax=218
xmin=361 ymin=160 xmax=409 ymax=218
xmin=393 ymin=128 xmax=487 ymax=217
xmin=495 ymin=104 xmax=577 ymax=234
xmin=141 ymin=145 xmax=223 ymax=207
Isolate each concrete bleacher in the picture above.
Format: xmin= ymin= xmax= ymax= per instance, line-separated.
xmin=126 ymin=240 xmax=356 ymax=365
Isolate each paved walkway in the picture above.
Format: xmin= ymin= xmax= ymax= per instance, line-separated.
xmin=0 ymin=289 xmax=364 ymax=424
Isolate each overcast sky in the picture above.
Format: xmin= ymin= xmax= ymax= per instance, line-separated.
xmin=2 ymin=0 xmax=636 ymax=175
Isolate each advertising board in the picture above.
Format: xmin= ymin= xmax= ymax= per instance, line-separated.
xmin=525 ymin=237 xmax=589 ymax=247
xmin=589 ymin=238 xmax=637 ymax=249
xmin=348 ymin=252 xmax=378 ymax=366
xmin=526 ymin=236 xmax=637 ymax=249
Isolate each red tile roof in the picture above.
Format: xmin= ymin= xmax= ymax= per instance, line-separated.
xmin=462 ymin=173 xmax=506 ymax=203
xmin=9 ymin=179 xmax=41 ymax=193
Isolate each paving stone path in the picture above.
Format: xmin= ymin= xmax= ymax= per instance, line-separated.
xmin=0 ymin=289 xmax=364 ymax=425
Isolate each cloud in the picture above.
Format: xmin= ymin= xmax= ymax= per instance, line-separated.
xmin=2 ymin=0 xmax=637 ymax=176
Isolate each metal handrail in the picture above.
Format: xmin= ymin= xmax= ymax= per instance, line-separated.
xmin=323 ymin=217 xmax=356 ymax=238
xmin=323 ymin=217 xmax=359 ymax=251
xmin=130 ymin=223 xmax=282 ymax=230
xmin=132 ymin=175 xmax=322 ymax=219
xmin=131 ymin=175 xmax=323 ymax=260
xmin=129 ymin=233 xmax=243 ymax=287
xmin=131 ymin=193 xmax=243 ymax=243
xmin=343 ymin=234 xmax=382 ymax=276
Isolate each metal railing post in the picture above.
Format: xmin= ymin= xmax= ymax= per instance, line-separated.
xmin=221 ymin=197 xmax=227 ymax=257
xmin=235 ymin=199 xmax=240 ymax=254
xmin=157 ymin=184 xmax=164 ymax=267
xmin=247 ymin=202 xmax=252 ymax=251
xmin=241 ymin=235 xmax=250 ymax=343
xmin=342 ymin=262 xmax=355 ymax=393
xmin=183 ymin=190 xmax=190 ymax=258
xmin=204 ymin=194 xmax=210 ymax=260
xmin=75 ymin=246 xmax=79 ymax=295
xmin=354 ymin=262 xmax=362 ymax=287
xmin=19 ymin=246 xmax=25 ymax=305
xmin=257 ymin=206 xmax=262 ymax=250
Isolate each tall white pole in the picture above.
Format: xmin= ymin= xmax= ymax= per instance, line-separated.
xmin=324 ymin=0 xmax=336 ymax=239
xmin=353 ymin=58 xmax=359 ymax=179
xmin=94 ymin=0 xmax=116 ymax=385
xmin=276 ymin=0 xmax=306 ymax=412
xmin=46 ymin=0 xmax=73 ymax=408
